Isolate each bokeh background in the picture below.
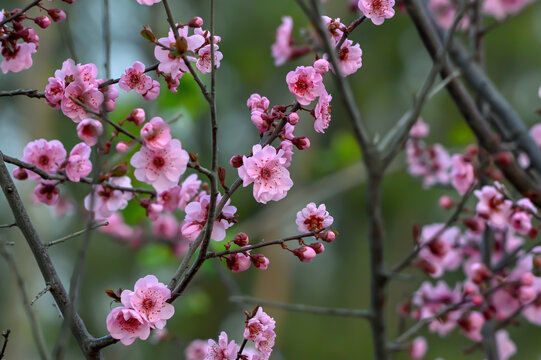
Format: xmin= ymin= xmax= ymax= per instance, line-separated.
xmin=1 ymin=0 xmax=541 ymax=358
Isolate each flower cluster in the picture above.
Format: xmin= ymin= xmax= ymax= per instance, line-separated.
xmin=106 ymin=275 xmax=174 ymax=346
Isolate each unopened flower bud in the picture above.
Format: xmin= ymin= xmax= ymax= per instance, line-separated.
xmin=519 ymin=286 xmax=536 ymax=304
xmin=287 ymin=112 xmax=300 ymax=125
xmin=48 ymin=9 xmax=66 ymax=22
xmin=293 ymin=246 xmax=317 ymax=262
xmin=34 ymin=16 xmax=51 ymax=29
xmin=233 ymin=232 xmax=249 ymax=247
xmin=410 ymin=337 xmax=427 ymax=360
xmin=126 ymin=108 xmax=145 ymax=125
xmin=116 ymin=142 xmax=128 ymax=153
xmin=469 ymin=262 xmax=491 ymax=284
xmin=292 ymin=136 xmax=310 ymax=150
xmin=313 ymin=59 xmax=330 ymax=74
xmin=472 ymin=294 xmax=484 ymax=307
xmin=13 ymin=168 xmax=28 ymax=180
xmin=250 ymin=254 xmax=269 ymax=270
xmin=529 ymin=227 xmax=538 ymax=239
xmin=226 ymin=253 xmax=251 ymax=273
xmin=229 ymin=155 xmax=243 ymax=168
xmin=321 ymin=230 xmax=336 ymax=242
xmin=439 ymin=195 xmax=454 ymax=209
xmin=188 ymin=16 xmax=204 ymax=28
xmin=309 ymin=242 xmax=325 ymax=254
xmin=521 ymin=272 xmax=534 ymax=287
xmin=494 ymin=151 xmax=514 ymax=166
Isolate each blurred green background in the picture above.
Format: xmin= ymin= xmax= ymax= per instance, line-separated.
xmin=1 ymin=0 xmax=541 ymax=359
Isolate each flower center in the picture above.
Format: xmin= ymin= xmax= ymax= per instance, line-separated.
xmin=153 ymin=156 xmax=165 ymax=168
xmin=260 ymin=167 xmax=272 ymax=180
xmin=142 ymin=298 xmax=154 ymax=310
xmin=38 ymin=155 xmax=49 ymax=166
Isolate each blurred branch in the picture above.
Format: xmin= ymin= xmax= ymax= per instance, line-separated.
xmin=0 ymin=329 xmax=10 ymax=360
xmin=0 ymin=0 xmax=41 ymax=27
xmin=0 ymin=241 xmax=49 ymax=360
xmin=103 ymin=0 xmax=111 ymax=79
xmin=0 ymin=223 xmax=16 ymax=229
xmin=46 ymin=222 xmax=109 ymax=248
xmin=230 ymin=296 xmax=373 ymax=319
xmin=0 ymin=89 xmax=45 ymax=99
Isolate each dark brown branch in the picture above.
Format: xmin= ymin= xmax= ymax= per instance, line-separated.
xmin=0 ymin=89 xmax=45 ymax=98
xmin=0 ymin=0 xmax=41 ymax=27
xmin=0 ymin=223 xmax=16 ymax=229
xmin=335 ymin=16 xmax=366 ymax=50
xmin=0 ymin=329 xmax=10 ymax=360
xmin=230 ymin=296 xmax=373 ymax=319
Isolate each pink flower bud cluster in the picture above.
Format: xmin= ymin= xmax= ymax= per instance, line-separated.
xmin=106 ymin=275 xmax=174 ymax=345
xmin=0 ymin=4 xmax=69 ymax=74
xmin=291 ymin=203 xmax=336 ymax=262
xmin=223 ymin=233 xmax=269 ymax=273
xmin=119 ymin=61 xmax=160 ymax=100
xmin=154 ymin=23 xmax=223 ymax=92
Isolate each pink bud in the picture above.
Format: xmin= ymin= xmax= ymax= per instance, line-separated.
xmin=233 ymin=233 xmax=249 ymax=247
xmin=469 ymin=262 xmax=491 ymax=284
xmin=521 ymin=272 xmax=534 ymax=287
xmin=321 ymin=230 xmax=336 ymax=242
xmin=439 ymin=195 xmax=454 ymax=209
xmin=287 ymin=112 xmax=300 ymax=125
xmin=292 ymin=136 xmax=310 ymax=150
xmin=116 ymin=142 xmax=128 ymax=153
xmin=519 ymin=286 xmax=536 ymax=304
xmin=313 ymin=59 xmax=330 ymax=74
xmin=229 ymin=155 xmax=243 ymax=168
xmin=250 ymin=254 xmax=269 ymax=270
xmin=410 ymin=337 xmax=427 ymax=360
xmin=226 ymin=253 xmax=251 ymax=273
xmin=188 ymin=16 xmax=204 ymax=27
xmin=34 ymin=16 xmax=51 ymax=29
xmin=463 ymin=283 xmax=477 ymax=296
xmin=472 ymin=294 xmax=484 ymax=306
xmin=309 ymin=242 xmax=325 ymax=254
xmin=127 ymin=108 xmax=146 ymax=126
xmin=146 ymin=203 xmax=163 ymax=221
xmin=13 ymin=168 xmax=28 ymax=180
xmin=293 ymin=246 xmax=317 ymax=262
xmin=48 ymin=9 xmax=66 ymax=22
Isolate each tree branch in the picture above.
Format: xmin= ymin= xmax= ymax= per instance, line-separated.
xmin=0 ymin=89 xmax=45 ymax=99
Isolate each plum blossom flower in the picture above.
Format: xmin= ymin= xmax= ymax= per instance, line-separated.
xmin=140 ymin=117 xmax=172 ymax=150
xmin=244 ymin=308 xmax=276 ymax=342
xmin=1 ymin=42 xmax=37 ymax=74
xmin=271 ymin=16 xmax=293 ymax=66
xmin=152 ymin=214 xmax=180 ymax=239
xmin=76 ymin=118 xmax=103 ymax=146
xmin=205 ymin=331 xmax=239 ymax=360
xmin=137 ymin=0 xmax=162 ymax=5
xmin=293 ymin=246 xmax=317 ymax=262
xmin=65 ymin=143 xmax=92 ymax=182
xmin=247 ymin=94 xmax=270 ymax=112
xmin=186 ymin=340 xmax=210 ymax=360
xmin=34 ymin=182 xmax=60 ymax=205
xmin=84 ymin=176 xmax=133 ymax=219
xmin=130 ymin=139 xmax=189 ymax=192
xmin=410 ymin=118 xmax=429 ymax=138
xmin=493 ymin=330 xmax=516 ymax=360
xmin=157 ymin=185 xmax=181 ymax=212
xmin=100 ymin=213 xmax=141 ymax=243
xmin=106 ymin=307 xmax=150 ymax=345
xmin=296 ymin=202 xmax=333 ymax=233
xmin=509 ymin=198 xmax=537 ymax=235
xmin=181 ymin=193 xmax=237 ymax=241
xmin=226 ymin=253 xmax=251 ymax=273
xmin=450 ymin=154 xmax=475 ymax=195
xmin=119 ymin=61 xmax=154 ymax=94
xmin=121 ymin=275 xmax=174 ymax=329
xmin=358 ymin=0 xmax=395 ymax=25
xmin=22 ymin=139 xmax=67 ymax=181
xmin=314 ymin=90 xmax=332 ymax=133
xmin=61 ymin=81 xmax=104 ymax=123
xmin=286 ymin=66 xmax=325 ymax=105
xmin=406 ymin=140 xmax=452 ymax=188
xmin=410 ymin=337 xmax=427 ymax=359
xmin=154 ymin=27 xmax=205 ymax=78
xmin=179 ymin=174 xmax=202 ymax=210
xmin=418 ymin=224 xmax=462 ymax=277
xmin=336 ymin=40 xmax=363 ymax=76
xmin=458 ymin=311 xmax=485 ymax=342
xmin=196 ymin=44 xmax=223 ymax=74
xmin=142 ymin=80 xmax=160 ymax=101
xmin=474 ymin=184 xmax=513 ymax=228
xmin=322 ymin=16 xmax=345 ymax=46
xmin=238 ymin=144 xmax=293 ymax=204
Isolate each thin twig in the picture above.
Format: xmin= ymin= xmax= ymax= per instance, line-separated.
xmin=0 ymin=0 xmax=41 ymax=27
xmin=0 ymin=89 xmax=45 ymax=98
xmin=0 ymin=223 xmax=16 ymax=229
xmin=335 ymin=16 xmax=366 ymax=50
xmin=46 ymin=222 xmax=109 ymax=247
xmin=1 ymin=329 xmax=10 ymax=360
xmin=31 ymin=285 xmax=52 ymax=306
xmin=230 ymin=296 xmax=374 ymax=319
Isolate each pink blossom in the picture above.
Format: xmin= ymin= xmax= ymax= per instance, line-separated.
xmin=196 ymin=44 xmax=223 ymax=74
xmin=287 ymin=112 xmax=300 ymax=125
xmin=127 ymin=108 xmax=146 ymax=125
xmin=76 ymin=119 xmax=103 ymax=146
xmin=406 ymin=140 xmax=452 ymax=188
xmin=100 ymin=213 xmax=140 ymax=242
xmin=244 ymin=307 xmax=275 ymax=342
xmin=206 ymin=331 xmax=239 ymax=360
xmin=136 ymin=0 xmax=162 ymax=5
xmin=181 ymin=193 xmax=237 ymax=242
xmin=247 ymin=94 xmax=270 ymax=112
xmin=140 ymin=117 xmax=172 ymax=150
xmin=186 ymin=340 xmax=210 ymax=360
xmin=34 ymin=182 xmax=60 ymax=205
xmin=336 ymin=40 xmax=363 ymax=76
xmin=358 ymin=0 xmax=395 ymax=25
xmin=1 ymin=42 xmax=37 ymax=74
xmin=458 ymin=311 xmax=484 ymax=342
xmin=254 ymin=328 xmax=276 ymax=357
xmin=493 ymin=330 xmax=516 ymax=360
xmin=286 ymin=66 xmax=325 ymax=105
xmin=158 ymin=185 xmax=181 ymax=212
xmin=152 ymin=214 xmax=179 ymax=239
xmin=106 ymin=307 xmax=150 ymax=346
xmin=179 ymin=174 xmax=202 ymax=210
xmin=322 ymin=16 xmax=345 ymax=46
xmin=119 ymin=61 xmax=154 ymax=94
xmin=296 ymin=202 xmax=333 ymax=233
xmin=142 ymin=80 xmax=161 ymax=101
xmin=428 ymin=0 xmax=470 ymax=29
xmin=410 ymin=337 xmax=427 ymax=359
xmin=271 ymin=16 xmax=293 ymax=66
xmin=45 ymin=77 xmax=65 ymax=109
xmin=65 ymin=143 xmax=92 ymax=182
xmin=238 ymin=144 xmax=293 ymax=204
xmin=251 ymin=110 xmax=271 ymax=134
xmin=154 ymin=27 xmax=205 ymax=78
xmin=121 ymin=275 xmax=174 ymax=329
xmin=130 ymin=139 xmax=189 ymax=192
xmin=22 ymin=139 xmax=67 ymax=181
xmin=61 ymin=81 xmax=104 ymax=123
xmin=314 ymin=90 xmax=332 ymax=133
xmin=474 ymin=184 xmax=513 ymax=228
xmin=278 ymin=140 xmax=294 ymax=167
xmin=84 ymin=176 xmax=133 ymax=220
xmin=313 ymin=59 xmax=330 ymax=75
xmin=418 ymin=224 xmax=462 ymax=277
xmin=293 ymin=246 xmax=317 ymax=262
xmin=226 ymin=253 xmax=251 ymax=273
xmin=251 ymin=254 xmax=270 ymax=270
xmin=450 ymin=154 xmax=475 ymax=195
xmin=409 ymin=118 xmax=429 ymax=138
xmin=483 ymin=0 xmax=532 ymax=19
xmin=521 ymin=277 xmax=541 ymax=325
xmin=509 ymin=198 xmax=537 ymax=235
